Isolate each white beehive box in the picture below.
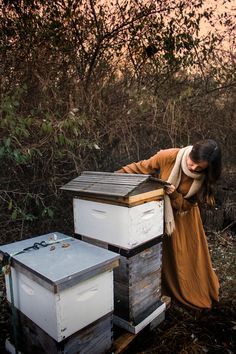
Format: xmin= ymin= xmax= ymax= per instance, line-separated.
xmin=0 ymin=232 xmax=119 ymax=342
xmin=74 ymin=198 xmax=163 ymax=249
xmin=61 ymin=171 xmax=164 ymax=249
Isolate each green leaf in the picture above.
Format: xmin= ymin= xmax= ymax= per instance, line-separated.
xmin=25 ymin=214 xmax=36 ymax=221
xmin=8 ymin=199 xmax=13 ymax=210
xmin=47 ymin=208 xmax=54 ymax=218
xmin=13 ymin=149 xmax=27 ymax=164
xmin=42 ymin=207 xmax=54 ymax=218
xmin=58 ymin=134 xmax=65 ymax=145
xmin=11 ymin=209 xmax=18 ymax=221
xmin=0 ymin=146 xmax=5 ymax=158
xmin=4 ymin=137 xmax=11 ymax=148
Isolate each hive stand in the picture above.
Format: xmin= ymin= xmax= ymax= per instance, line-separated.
xmin=113 ymin=295 xmax=171 ymax=354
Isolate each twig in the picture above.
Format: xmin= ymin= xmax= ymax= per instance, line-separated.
xmin=220 ymin=220 xmax=236 ymax=233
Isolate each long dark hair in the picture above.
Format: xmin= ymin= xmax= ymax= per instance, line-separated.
xmin=190 ymin=139 xmax=222 ymax=205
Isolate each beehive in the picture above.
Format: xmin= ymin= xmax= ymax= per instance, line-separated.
xmin=0 ymin=232 xmax=119 ymax=342
xmin=61 ymin=172 xmax=166 ymax=333
xmin=62 ymin=171 xmax=164 ymax=249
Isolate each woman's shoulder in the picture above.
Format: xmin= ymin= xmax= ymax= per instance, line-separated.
xmin=157 ymin=148 xmax=180 ymax=163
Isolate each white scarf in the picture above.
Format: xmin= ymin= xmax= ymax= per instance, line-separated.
xmin=164 ymin=146 xmax=205 ymax=235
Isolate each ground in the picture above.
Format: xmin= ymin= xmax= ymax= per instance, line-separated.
xmin=0 ymin=230 xmax=235 ymax=354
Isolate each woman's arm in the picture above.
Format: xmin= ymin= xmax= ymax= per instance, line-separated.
xmin=116 ymin=152 xmax=161 ymax=174
xmin=169 ymin=190 xmax=198 ymax=212
xmin=117 ymin=148 xmax=179 ymax=175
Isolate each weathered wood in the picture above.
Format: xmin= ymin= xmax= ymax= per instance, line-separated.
xmin=113 ymin=243 xmax=162 ymax=282
xmin=61 ymin=172 xmax=149 ymax=196
xmin=128 ymin=180 xmax=162 ymax=195
xmin=75 ymin=193 xmax=163 ymax=207
xmin=112 ymin=331 xmax=136 ymax=354
xmin=62 ymin=182 xmax=133 ymax=196
xmin=129 ymin=245 xmax=162 ymax=279
xmin=61 ymin=171 xmax=164 ymax=202
xmin=114 ymin=270 xmax=162 ymax=325
xmin=72 ymin=188 xmax=163 ymax=205
xmin=79 ymin=235 xmax=163 ymax=326
xmin=123 ymin=188 xmax=164 ymax=204
xmin=10 ymin=309 xmax=113 ymax=354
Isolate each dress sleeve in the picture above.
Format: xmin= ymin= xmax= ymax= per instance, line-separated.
xmin=169 ymin=191 xmax=198 ymax=212
xmin=117 ymin=148 xmax=198 ymax=212
xmin=116 ymin=153 xmax=160 ymax=174
xmin=116 ymin=149 xmax=177 ymax=174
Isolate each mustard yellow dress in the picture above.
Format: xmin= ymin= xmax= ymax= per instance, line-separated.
xmin=118 ymin=148 xmax=219 ymax=309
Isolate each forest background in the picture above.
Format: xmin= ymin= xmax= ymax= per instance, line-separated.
xmin=0 ymin=1 xmax=235 ymax=353
xmin=0 ymin=0 xmax=235 ymax=242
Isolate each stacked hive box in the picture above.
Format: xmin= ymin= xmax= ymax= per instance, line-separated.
xmin=62 ymin=171 xmax=166 ymax=334
xmin=0 ymin=232 xmax=119 ymax=354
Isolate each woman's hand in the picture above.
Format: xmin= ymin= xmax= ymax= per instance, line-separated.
xmin=164 ymin=184 xmax=176 ymax=195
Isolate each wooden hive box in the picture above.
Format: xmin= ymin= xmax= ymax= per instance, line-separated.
xmin=78 ymin=235 xmax=164 ymax=334
xmin=6 ymin=310 xmax=113 ymax=354
xmin=112 ymin=238 xmax=163 ymax=327
xmin=61 ymin=171 xmax=165 ymax=249
xmin=0 ymin=233 xmax=119 ymax=343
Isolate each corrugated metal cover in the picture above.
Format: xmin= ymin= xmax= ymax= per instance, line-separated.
xmin=61 ymin=171 xmax=150 ymax=197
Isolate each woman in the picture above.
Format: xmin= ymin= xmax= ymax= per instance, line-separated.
xmin=117 ymin=139 xmax=222 ymax=309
